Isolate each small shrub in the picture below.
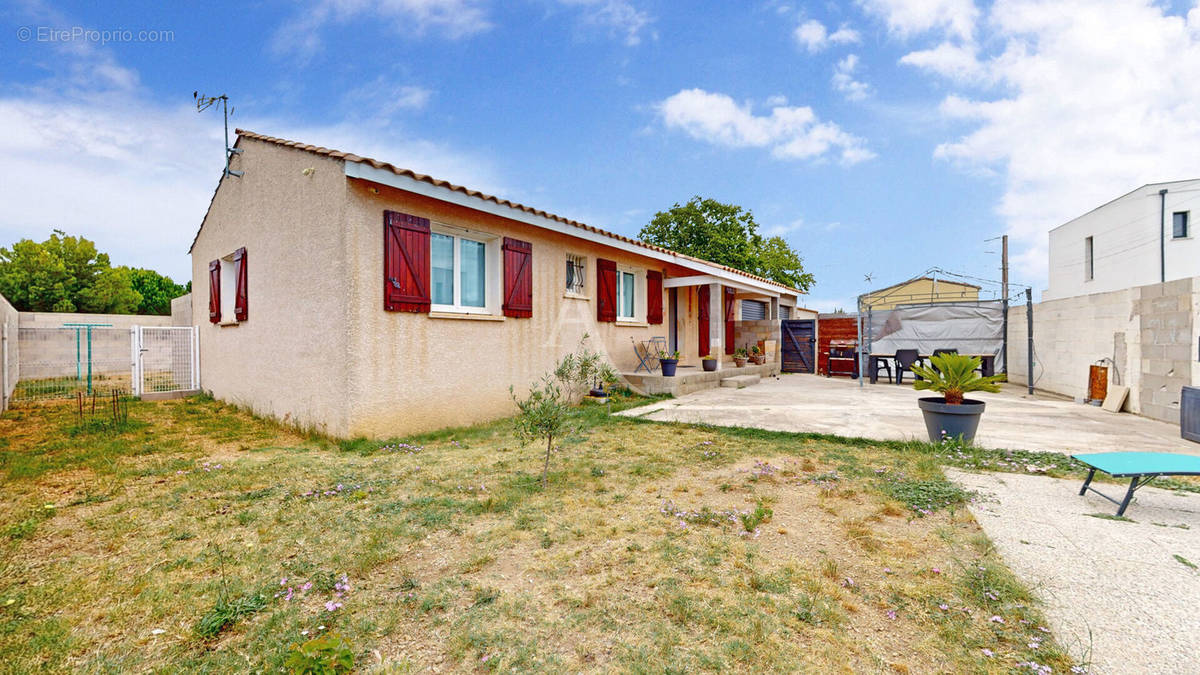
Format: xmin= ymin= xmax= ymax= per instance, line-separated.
xmin=284 ymin=632 xmax=354 ymax=674
xmin=194 ymin=592 xmax=266 ymax=639
xmin=881 ymin=477 xmax=969 ymax=515
xmin=739 ymin=502 xmax=773 ymax=532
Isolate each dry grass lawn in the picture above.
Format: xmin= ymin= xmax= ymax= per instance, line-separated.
xmin=0 ymin=394 xmax=1083 ymax=673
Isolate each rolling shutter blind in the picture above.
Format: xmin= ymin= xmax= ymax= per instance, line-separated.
xmin=232 ymin=247 xmax=248 ymax=321
xmin=780 ymin=305 xmax=791 ymax=320
xmin=502 ymin=237 xmax=533 ymax=318
xmin=724 ymin=287 xmax=736 ymax=354
xmin=208 ymin=260 xmax=221 ymax=323
xmin=742 ymin=299 xmax=767 ymax=321
xmin=646 ymin=271 xmax=663 ymax=325
xmin=596 ymin=258 xmax=617 ymax=322
xmin=698 ymin=285 xmax=710 ymax=357
xmin=383 ymin=210 xmax=431 ymax=313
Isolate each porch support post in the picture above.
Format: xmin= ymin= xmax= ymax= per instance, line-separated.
xmin=708 ymin=283 xmax=722 ymax=367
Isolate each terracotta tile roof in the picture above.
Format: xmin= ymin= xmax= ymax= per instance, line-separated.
xmin=219 ymin=129 xmax=802 ymax=295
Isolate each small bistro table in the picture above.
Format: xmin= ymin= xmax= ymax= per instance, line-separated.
xmin=868 ymin=353 xmax=996 ymax=384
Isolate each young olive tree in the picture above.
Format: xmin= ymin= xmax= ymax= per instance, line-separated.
xmin=511 ymin=376 xmax=569 ymax=488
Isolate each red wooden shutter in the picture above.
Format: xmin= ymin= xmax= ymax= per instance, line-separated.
xmin=646 ymin=271 xmax=663 ymax=325
xmin=502 ymin=237 xmax=533 ymax=318
xmin=233 ymin=247 xmax=248 ymax=321
xmin=724 ymin=287 xmax=736 ymax=354
xmin=596 ymin=258 xmax=617 ymax=322
xmin=208 ymin=260 xmax=221 ymax=323
xmin=383 ymin=210 xmax=431 ymax=313
xmin=698 ymin=285 xmax=710 ymax=357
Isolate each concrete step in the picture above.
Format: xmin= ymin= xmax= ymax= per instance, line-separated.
xmin=720 ymin=374 xmax=761 ymax=389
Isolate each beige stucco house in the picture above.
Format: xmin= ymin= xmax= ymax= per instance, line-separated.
xmin=190 ymin=130 xmax=804 ymax=438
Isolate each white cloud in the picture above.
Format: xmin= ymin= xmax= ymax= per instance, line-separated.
xmin=832 ymin=54 xmax=871 ymax=101
xmin=558 ymin=0 xmax=655 ymax=46
xmin=340 ymin=79 xmax=433 ymax=120
xmin=271 ymin=0 xmax=492 ymax=58
xmin=0 ymin=31 xmax=503 ymax=283
xmin=899 ymin=42 xmax=984 ymax=82
xmin=917 ymin=0 xmax=1200 ymax=281
xmin=858 ymin=0 xmax=978 ymax=41
xmin=657 ymin=88 xmax=875 ymax=164
xmin=794 ymin=19 xmax=861 ymax=52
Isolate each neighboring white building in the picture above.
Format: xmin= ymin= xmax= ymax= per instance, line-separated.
xmin=1045 ymin=179 xmax=1200 ymax=300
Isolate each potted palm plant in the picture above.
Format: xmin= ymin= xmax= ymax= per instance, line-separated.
xmin=910 ymin=353 xmax=1005 ymax=444
xmin=733 ymin=347 xmax=749 ymax=368
xmin=658 ymin=350 xmax=680 ymax=377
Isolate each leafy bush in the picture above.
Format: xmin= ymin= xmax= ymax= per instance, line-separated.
xmin=910 ymin=353 xmax=1005 ymax=404
xmin=284 ymin=633 xmax=354 ymax=674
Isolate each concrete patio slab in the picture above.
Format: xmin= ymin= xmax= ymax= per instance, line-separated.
xmin=947 ymin=469 xmax=1200 ymax=673
xmin=619 ymin=373 xmax=1199 ymax=456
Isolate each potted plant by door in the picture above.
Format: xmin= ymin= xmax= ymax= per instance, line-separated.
xmin=701 ymin=354 xmax=718 ymax=372
xmin=658 ymin=350 xmax=680 ymax=377
xmin=749 ymin=344 xmax=766 ymax=365
xmin=733 ymin=347 xmax=749 ymax=368
xmin=910 ymin=353 xmax=1005 ymax=444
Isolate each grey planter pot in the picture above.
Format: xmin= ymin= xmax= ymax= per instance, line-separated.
xmin=918 ymin=397 xmax=986 ymax=444
xmin=702 ymin=359 xmax=718 ymax=372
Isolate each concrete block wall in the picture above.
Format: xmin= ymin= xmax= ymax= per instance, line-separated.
xmin=1137 ymin=278 xmax=1196 ymax=422
xmin=171 ymin=293 xmax=193 ymax=326
xmin=1 ymin=294 xmax=18 ymax=410
xmin=1008 ymin=276 xmax=1199 ymax=423
xmin=733 ymin=319 xmax=780 ymax=359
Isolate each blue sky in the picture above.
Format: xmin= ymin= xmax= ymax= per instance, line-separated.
xmin=3 ymin=0 xmax=1200 ymax=309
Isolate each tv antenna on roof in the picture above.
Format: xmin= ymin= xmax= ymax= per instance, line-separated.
xmin=194 ymin=92 xmax=243 ymax=179
xmin=863 ymin=273 xmax=874 ymax=284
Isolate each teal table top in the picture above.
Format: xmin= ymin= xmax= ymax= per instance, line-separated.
xmin=1071 ymin=451 xmax=1200 ymax=477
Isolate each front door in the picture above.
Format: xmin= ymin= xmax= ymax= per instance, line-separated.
xmin=781 ymin=319 xmax=815 ymax=373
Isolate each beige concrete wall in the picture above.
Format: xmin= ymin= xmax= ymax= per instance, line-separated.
xmin=1007 ymin=276 xmax=1199 ymax=423
xmin=190 ymin=138 xmax=353 ymax=437
xmin=340 ymin=184 xmax=700 ymax=438
xmin=171 ymin=293 xmax=192 ymax=326
xmin=18 ymin=311 xmax=171 ymax=329
xmin=864 ymin=278 xmax=978 ymax=310
xmin=0 ymin=293 xmax=18 ymax=409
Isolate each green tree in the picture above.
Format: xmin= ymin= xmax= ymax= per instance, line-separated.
xmin=0 ymin=230 xmax=143 ymax=313
xmin=126 ymin=267 xmax=188 ymax=315
xmin=639 ymin=197 xmax=815 ymax=291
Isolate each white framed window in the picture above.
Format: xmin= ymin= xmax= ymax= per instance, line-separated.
xmin=430 ymin=225 xmax=500 ymax=314
xmin=1084 ymin=236 xmax=1094 ymax=281
xmin=617 ymin=268 xmax=638 ymax=320
xmin=566 ymin=254 xmax=586 ymax=295
xmin=219 ymin=253 xmax=238 ymax=323
xmin=1173 ymin=211 xmax=1189 ymax=239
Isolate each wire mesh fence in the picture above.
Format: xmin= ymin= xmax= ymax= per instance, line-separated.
xmin=15 ymin=327 xmax=133 ymax=402
xmin=12 ymin=325 xmax=197 ymax=403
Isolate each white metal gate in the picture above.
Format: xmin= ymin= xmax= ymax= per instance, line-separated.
xmin=131 ymin=326 xmax=199 ymax=396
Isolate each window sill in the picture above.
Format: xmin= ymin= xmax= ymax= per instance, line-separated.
xmin=564 ymin=292 xmax=590 ymax=300
xmin=429 ymin=312 xmax=505 ymax=322
xmin=615 ymin=319 xmax=648 ymax=328
xmin=218 ymin=320 xmax=239 ymax=327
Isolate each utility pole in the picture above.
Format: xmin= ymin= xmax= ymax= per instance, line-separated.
xmin=1001 ymin=235 xmax=1009 ymax=375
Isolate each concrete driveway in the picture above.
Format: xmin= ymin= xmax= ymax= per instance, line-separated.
xmin=949 ymin=469 xmax=1200 ymax=673
xmin=619 ymin=373 xmax=1198 ymax=456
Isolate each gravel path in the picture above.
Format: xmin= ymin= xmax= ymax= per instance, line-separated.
xmin=946 ymin=469 xmax=1200 ymax=673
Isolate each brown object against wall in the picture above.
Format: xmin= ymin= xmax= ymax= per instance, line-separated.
xmin=817 ymin=316 xmax=859 ymax=376
xmin=1088 ymin=364 xmax=1108 ymax=402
